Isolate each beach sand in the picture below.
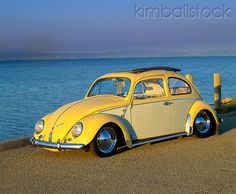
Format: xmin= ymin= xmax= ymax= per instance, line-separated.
xmin=0 ymin=112 xmax=235 ymax=194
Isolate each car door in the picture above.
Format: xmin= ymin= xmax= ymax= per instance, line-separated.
xmin=130 ymin=77 xmax=173 ymax=140
xmin=168 ymin=77 xmax=197 ymax=133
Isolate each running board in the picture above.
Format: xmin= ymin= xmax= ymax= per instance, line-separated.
xmin=132 ymin=132 xmax=188 ymax=147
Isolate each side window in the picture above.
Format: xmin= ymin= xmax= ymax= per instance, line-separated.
xmin=134 ymin=79 xmax=165 ymax=99
xmin=168 ymin=78 xmax=191 ymax=95
xmin=134 ymin=82 xmax=146 ymax=94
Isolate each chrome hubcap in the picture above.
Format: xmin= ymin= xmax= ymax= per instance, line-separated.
xmin=195 ymin=111 xmax=211 ymax=133
xmin=96 ymin=127 xmax=117 ymax=154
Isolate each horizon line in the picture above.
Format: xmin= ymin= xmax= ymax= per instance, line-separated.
xmin=1 ymin=54 xmax=236 ymax=62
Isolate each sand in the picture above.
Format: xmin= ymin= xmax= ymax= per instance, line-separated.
xmin=0 ymin=112 xmax=236 ymax=194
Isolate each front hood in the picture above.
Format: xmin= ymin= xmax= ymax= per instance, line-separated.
xmin=42 ymin=96 xmax=127 ymax=142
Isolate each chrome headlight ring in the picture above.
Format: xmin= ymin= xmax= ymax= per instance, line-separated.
xmin=35 ymin=119 xmax=44 ymax=134
xmin=72 ymin=122 xmax=83 ymax=138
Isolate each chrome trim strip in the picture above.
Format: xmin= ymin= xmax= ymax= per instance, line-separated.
xmin=132 ymin=132 xmax=188 ymax=147
xmin=100 ymin=106 xmax=126 ymax=113
xmin=30 ymin=137 xmax=85 ymax=150
xmin=132 ymin=98 xmax=197 ymax=107
xmin=171 ymin=98 xmax=197 ymax=101
xmin=132 ymin=99 xmax=170 ymax=107
xmin=219 ymin=117 xmax=223 ymax=123
xmin=217 ymin=116 xmax=223 ymax=123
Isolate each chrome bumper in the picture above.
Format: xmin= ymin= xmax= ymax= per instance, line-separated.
xmin=218 ymin=117 xmax=223 ymax=123
xmin=30 ymin=137 xmax=85 ymax=150
xmin=217 ymin=114 xmax=224 ymax=123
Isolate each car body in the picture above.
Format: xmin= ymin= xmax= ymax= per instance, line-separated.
xmin=31 ymin=67 xmax=219 ymax=157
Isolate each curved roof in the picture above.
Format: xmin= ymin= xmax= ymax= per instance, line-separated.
xmin=99 ymin=70 xmax=180 ymax=82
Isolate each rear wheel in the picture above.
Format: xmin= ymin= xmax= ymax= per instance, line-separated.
xmin=90 ymin=125 xmax=118 ymax=157
xmin=194 ymin=110 xmax=215 ymax=138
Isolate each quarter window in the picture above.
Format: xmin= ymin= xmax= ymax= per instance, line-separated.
xmin=134 ymin=79 xmax=165 ymax=99
xmin=168 ymin=78 xmax=191 ymax=95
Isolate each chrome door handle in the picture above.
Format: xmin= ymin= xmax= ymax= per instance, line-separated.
xmin=163 ymin=101 xmax=173 ymax=105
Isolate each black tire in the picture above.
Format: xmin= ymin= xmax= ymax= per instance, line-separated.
xmin=194 ymin=110 xmax=216 ymax=138
xmin=90 ymin=125 xmax=118 ymax=157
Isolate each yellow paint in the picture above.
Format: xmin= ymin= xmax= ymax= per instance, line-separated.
xmin=66 ymin=113 xmax=133 ymax=148
xmin=33 ymin=69 xmax=219 ymax=150
xmin=214 ymin=73 xmax=222 ymax=110
xmin=214 ymin=73 xmax=221 ymax=87
xmin=188 ymin=100 xmax=219 ymax=129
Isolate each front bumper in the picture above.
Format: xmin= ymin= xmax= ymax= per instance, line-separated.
xmin=30 ymin=137 xmax=85 ymax=150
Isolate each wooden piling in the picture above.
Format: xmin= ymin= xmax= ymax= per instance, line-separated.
xmin=214 ymin=73 xmax=221 ymax=111
xmin=186 ymin=74 xmax=193 ymax=83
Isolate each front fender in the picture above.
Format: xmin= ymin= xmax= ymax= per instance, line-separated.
xmin=188 ymin=100 xmax=219 ymax=131
xmin=66 ymin=113 xmax=134 ymax=148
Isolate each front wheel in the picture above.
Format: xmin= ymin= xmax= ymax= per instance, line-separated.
xmin=90 ymin=125 xmax=118 ymax=157
xmin=194 ymin=110 xmax=215 ymax=138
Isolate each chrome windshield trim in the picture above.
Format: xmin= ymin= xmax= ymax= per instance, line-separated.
xmin=30 ymin=137 xmax=85 ymax=150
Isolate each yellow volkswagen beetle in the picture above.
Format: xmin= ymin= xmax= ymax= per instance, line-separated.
xmin=31 ymin=67 xmax=220 ymax=157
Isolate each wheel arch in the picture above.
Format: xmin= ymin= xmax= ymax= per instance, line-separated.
xmin=188 ymin=100 xmax=219 ymax=132
xmin=77 ymin=113 xmax=134 ymax=148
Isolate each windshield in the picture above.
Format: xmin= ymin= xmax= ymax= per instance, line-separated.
xmin=88 ymin=78 xmax=131 ymax=98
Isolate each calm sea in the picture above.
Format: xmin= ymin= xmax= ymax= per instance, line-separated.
xmin=0 ymin=56 xmax=235 ymax=141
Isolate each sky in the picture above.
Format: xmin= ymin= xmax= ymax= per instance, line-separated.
xmin=0 ymin=0 xmax=236 ymax=56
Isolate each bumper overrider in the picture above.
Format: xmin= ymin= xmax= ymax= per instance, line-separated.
xmin=30 ymin=137 xmax=85 ymax=150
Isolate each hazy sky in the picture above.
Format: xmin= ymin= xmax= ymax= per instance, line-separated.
xmin=0 ymin=0 xmax=236 ymax=54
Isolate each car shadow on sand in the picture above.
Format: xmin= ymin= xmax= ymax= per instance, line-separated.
xmin=35 ymin=111 xmax=235 ymax=159
xmin=219 ymin=111 xmax=236 ymax=134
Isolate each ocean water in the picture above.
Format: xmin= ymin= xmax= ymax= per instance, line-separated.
xmin=0 ymin=56 xmax=235 ymax=141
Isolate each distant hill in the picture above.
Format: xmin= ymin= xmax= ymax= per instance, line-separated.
xmin=0 ymin=49 xmax=236 ymax=61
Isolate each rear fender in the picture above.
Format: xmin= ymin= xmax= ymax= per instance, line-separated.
xmin=188 ymin=100 xmax=219 ymax=133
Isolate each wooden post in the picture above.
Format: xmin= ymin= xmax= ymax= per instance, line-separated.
xmin=186 ymin=74 xmax=193 ymax=83
xmin=214 ymin=73 xmax=221 ymax=111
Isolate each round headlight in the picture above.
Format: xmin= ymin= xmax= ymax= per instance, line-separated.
xmin=72 ymin=122 xmax=83 ymax=138
xmin=35 ymin=119 xmax=44 ymax=134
